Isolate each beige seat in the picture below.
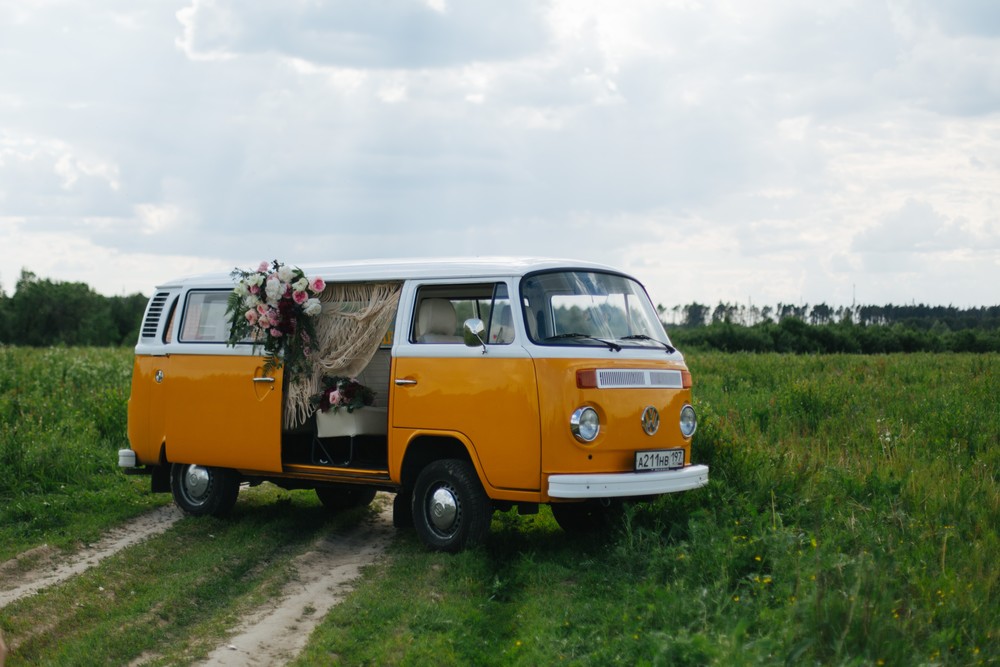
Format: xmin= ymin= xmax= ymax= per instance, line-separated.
xmin=490 ymin=304 xmax=514 ymax=344
xmin=416 ymin=299 xmax=462 ymax=343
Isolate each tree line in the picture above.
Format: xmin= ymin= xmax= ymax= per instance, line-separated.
xmin=1 ymin=270 xmax=998 ymax=352
xmin=661 ymin=301 xmax=1000 ymax=353
xmin=0 ymin=270 xmax=147 ymax=346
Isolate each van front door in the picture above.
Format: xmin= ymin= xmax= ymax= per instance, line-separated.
xmin=390 ymin=283 xmax=541 ymax=492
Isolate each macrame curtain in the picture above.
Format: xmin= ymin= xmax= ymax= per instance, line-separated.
xmin=284 ymin=282 xmax=402 ymax=429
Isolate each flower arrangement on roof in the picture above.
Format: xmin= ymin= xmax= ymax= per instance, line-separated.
xmin=311 ymin=376 xmax=376 ymax=414
xmin=226 ymin=260 xmax=326 ymax=377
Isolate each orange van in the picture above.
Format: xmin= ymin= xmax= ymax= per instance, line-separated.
xmin=120 ymin=258 xmax=708 ymax=551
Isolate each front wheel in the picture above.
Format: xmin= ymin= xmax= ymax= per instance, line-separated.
xmin=170 ymin=463 xmax=240 ymax=517
xmin=411 ymin=459 xmax=492 ymax=552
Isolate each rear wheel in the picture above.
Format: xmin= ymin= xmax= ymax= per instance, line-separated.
xmin=412 ymin=459 xmax=492 ymax=552
xmin=315 ymin=485 xmax=377 ymax=511
xmin=170 ymin=463 xmax=240 ymax=516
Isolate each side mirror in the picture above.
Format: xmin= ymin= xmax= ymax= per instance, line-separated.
xmin=463 ymin=318 xmax=487 ymax=352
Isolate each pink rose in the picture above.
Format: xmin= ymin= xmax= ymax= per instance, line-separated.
xmin=310 ymin=277 xmax=326 ymax=293
xmin=328 ymin=389 xmax=341 ymax=405
xmin=270 ymin=328 xmax=283 ymax=338
xmin=244 ymin=309 xmax=258 ymax=325
xmin=293 ymin=290 xmax=308 ymax=305
xmin=249 ymin=285 xmax=260 ymax=295
xmin=258 ymin=261 xmax=270 ymax=272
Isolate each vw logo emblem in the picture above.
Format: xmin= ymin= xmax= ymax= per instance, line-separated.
xmin=641 ymin=406 xmax=660 ymax=435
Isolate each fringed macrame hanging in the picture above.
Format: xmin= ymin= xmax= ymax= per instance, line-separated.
xmin=284 ymin=282 xmax=402 ymax=429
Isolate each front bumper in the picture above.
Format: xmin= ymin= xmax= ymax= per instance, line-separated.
xmin=547 ymin=464 xmax=709 ymax=499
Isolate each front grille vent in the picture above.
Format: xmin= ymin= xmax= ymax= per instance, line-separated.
xmin=141 ymin=292 xmax=170 ymax=339
xmin=596 ymin=368 xmax=682 ymax=389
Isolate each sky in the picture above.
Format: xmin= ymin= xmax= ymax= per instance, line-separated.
xmin=1 ymin=0 xmax=999 ymax=310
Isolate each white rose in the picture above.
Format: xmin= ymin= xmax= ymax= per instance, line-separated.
xmin=303 ymin=298 xmax=322 ymax=317
xmin=277 ymin=264 xmax=294 ymax=283
xmin=265 ymin=276 xmax=282 ymax=301
xmin=293 ymin=277 xmax=309 ymax=292
xmin=250 ymin=274 xmax=265 ymax=287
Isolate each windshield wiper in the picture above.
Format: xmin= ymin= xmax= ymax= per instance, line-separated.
xmin=620 ymin=334 xmax=676 ymax=354
xmin=544 ymin=332 xmax=622 ymax=352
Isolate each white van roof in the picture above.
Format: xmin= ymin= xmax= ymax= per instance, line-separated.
xmin=154 ymin=257 xmax=630 ymax=290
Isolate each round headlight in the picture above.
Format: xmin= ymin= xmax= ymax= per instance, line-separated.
xmin=570 ymin=406 xmax=600 ymax=442
xmin=679 ymin=404 xmax=697 ymax=438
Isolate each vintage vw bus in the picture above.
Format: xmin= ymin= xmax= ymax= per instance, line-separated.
xmin=120 ymin=258 xmax=709 ymax=551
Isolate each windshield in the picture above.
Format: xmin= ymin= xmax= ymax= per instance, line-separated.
xmin=520 ymin=270 xmax=673 ymax=350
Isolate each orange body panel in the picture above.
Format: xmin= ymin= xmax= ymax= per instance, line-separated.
xmin=390 ymin=355 xmax=541 ymax=491
xmin=533 ymin=358 xmax=694 ymax=486
xmin=128 ymin=353 xmax=283 ymax=473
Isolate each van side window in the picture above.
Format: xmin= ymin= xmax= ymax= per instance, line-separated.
xmin=412 ymin=283 xmax=510 ymax=344
xmin=179 ymin=291 xmax=231 ymax=343
xmin=486 ymin=283 xmax=513 ymax=345
xmin=163 ymin=297 xmax=178 ymax=343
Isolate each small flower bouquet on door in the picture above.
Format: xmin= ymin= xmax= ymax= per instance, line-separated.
xmin=312 ymin=376 xmax=387 ymax=437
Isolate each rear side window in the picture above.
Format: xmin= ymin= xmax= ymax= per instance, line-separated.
xmin=179 ymin=291 xmax=231 ymax=343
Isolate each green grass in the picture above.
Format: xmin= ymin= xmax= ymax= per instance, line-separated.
xmin=296 ymin=353 xmax=998 ymax=666
xmin=2 ymin=486 xmax=374 ymax=666
xmin=0 ymin=347 xmax=167 ymax=560
xmin=1 ymin=349 xmax=997 ymax=665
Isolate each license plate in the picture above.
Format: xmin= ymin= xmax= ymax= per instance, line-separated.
xmin=635 ymin=448 xmax=685 ymax=472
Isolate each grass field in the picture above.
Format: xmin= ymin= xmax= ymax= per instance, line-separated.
xmin=0 ymin=348 xmax=997 ymax=665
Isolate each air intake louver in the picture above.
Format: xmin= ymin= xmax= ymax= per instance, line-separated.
xmin=141 ymin=292 xmax=170 ymax=339
xmin=596 ymin=368 xmax=683 ymax=389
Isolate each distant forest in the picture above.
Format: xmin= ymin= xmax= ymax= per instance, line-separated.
xmin=661 ymin=301 xmax=1000 ymax=353
xmin=1 ymin=270 xmax=998 ymax=352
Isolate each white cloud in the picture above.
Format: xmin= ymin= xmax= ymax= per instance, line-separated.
xmin=0 ymin=0 xmax=998 ymax=307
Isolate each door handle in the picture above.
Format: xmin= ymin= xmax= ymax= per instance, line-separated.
xmin=394 ymin=378 xmax=417 ymax=386
xmin=253 ymin=377 xmax=276 ymax=384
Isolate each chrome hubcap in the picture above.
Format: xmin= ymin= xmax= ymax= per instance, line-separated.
xmin=429 ymin=487 xmax=459 ymax=532
xmin=184 ymin=465 xmax=211 ymax=502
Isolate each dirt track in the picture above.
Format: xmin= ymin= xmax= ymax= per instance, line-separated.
xmin=0 ymin=494 xmax=395 ymax=665
xmin=193 ymin=499 xmax=393 ymax=666
xmin=0 ymin=505 xmax=183 ymax=609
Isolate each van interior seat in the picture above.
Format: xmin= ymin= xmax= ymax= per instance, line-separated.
xmin=491 ymin=304 xmax=514 ymax=344
xmin=416 ymin=298 xmax=462 ymax=343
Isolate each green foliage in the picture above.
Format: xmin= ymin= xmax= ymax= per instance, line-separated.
xmin=0 ymin=270 xmax=146 ymax=347
xmin=670 ymin=318 xmax=1000 ymax=353
xmin=0 ymin=347 xmax=163 ymax=558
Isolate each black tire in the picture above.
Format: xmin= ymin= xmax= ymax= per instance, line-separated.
xmin=550 ymin=499 xmax=623 ymax=534
xmin=411 ymin=459 xmax=492 ymax=552
xmin=170 ymin=463 xmax=240 ymax=517
xmin=315 ymin=485 xmax=377 ymax=511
